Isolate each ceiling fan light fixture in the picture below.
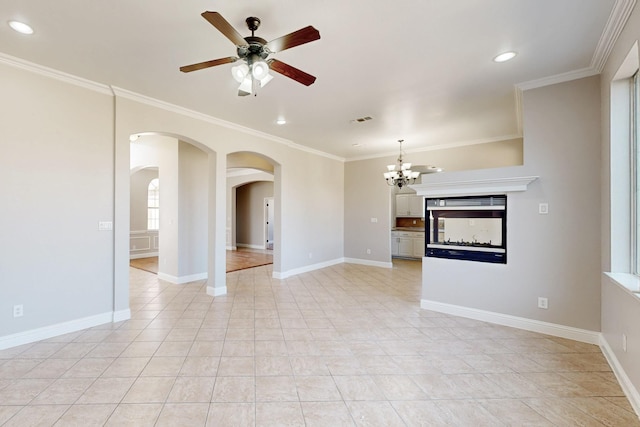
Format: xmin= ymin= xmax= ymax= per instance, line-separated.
xmin=238 ymin=76 xmax=253 ymax=96
xmin=259 ymin=73 xmax=273 ymax=88
xmin=231 ymin=63 xmax=249 ymax=83
xmin=251 ymin=59 xmax=270 ymax=80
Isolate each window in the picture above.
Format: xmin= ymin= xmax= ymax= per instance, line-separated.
xmin=147 ymin=178 xmax=159 ymax=230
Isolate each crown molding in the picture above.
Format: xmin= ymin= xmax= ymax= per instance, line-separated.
xmin=346 ymin=134 xmax=523 ymax=162
xmin=516 ymin=67 xmax=599 ymax=91
xmin=111 ymin=86 xmax=345 ymax=163
xmin=591 ymin=0 xmax=637 ymax=73
xmin=0 ymin=51 xmax=344 ymax=163
xmin=0 ymin=52 xmax=112 ymax=95
xmin=517 ymin=0 xmax=636 ymax=91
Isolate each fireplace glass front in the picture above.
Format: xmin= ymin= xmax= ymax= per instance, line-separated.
xmin=426 ymin=195 xmax=507 ymax=263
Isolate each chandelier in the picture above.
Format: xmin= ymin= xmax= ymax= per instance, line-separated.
xmin=383 ymin=140 xmax=420 ymax=188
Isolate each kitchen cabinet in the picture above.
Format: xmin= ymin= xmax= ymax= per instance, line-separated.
xmin=391 ymin=231 xmax=424 ymax=259
xmin=395 ymin=194 xmax=424 ymax=217
xmin=413 ymin=233 xmax=425 ymax=257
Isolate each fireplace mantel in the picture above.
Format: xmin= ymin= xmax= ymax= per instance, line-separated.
xmin=410 ymin=176 xmax=538 ymax=198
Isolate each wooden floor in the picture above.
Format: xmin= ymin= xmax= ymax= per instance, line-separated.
xmin=130 ymin=248 xmax=273 ymax=274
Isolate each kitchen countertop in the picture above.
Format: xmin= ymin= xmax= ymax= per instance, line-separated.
xmin=392 ymin=227 xmax=425 ymax=232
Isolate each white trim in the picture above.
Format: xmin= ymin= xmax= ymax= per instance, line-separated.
xmin=516 ymin=0 xmax=636 ymax=91
xmin=343 ymin=257 xmax=393 ymax=269
xmin=420 ymin=299 xmax=601 ymax=345
xmin=516 ymin=67 xmax=599 ymax=91
xmin=273 ymin=258 xmax=344 ymax=280
xmin=0 ymin=52 xmax=112 ymax=95
xmin=111 ymin=86 xmax=344 ymax=162
xmin=0 ymin=312 xmax=113 ymax=350
xmin=130 ymin=229 xmax=158 ymax=235
xmin=112 ymin=309 xmax=131 ymax=323
xmin=236 ymin=243 xmax=266 ymax=250
xmin=346 ymin=134 xmax=523 ymax=162
xmin=129 ymin=252 xmax=158 ymax=260
xmin=226 ymin=246 xmax=237 ymax=251
xmin=605 ymin=272 xmax=640 ymax=296
xmin=591 ymin=0 xmax=637 ymax=73
xmin=207 ymin=286 xmax=228 ymax=297
xmin=157 ymin=272 xmax=207 ymax=284
xmin=411 ymin=176 xmax=538 ymax=198
xmin=600 ymin=335 xmax=640 ymax=418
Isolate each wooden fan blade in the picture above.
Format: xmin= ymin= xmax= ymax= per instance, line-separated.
xmin=180 ymin=57 xmax=237 ymax=73
xmin=268 ymin=59 xmax=316 ymax=86
xmin=201 ymin=11 xmax=247 ymax=46
xmin=266 ymin=26 xmax=320 ymax=53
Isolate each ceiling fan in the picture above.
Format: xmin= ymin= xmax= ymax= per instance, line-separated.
xmin=180 ymin=11 xmax=320 ymax=96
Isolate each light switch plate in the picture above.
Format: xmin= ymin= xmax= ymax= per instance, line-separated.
xmin=98 ymin=221 xmax=113 ymax=231
xmin=538 ymin=203 xmax=549 ymax=214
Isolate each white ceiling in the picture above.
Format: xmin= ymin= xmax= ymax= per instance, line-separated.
xmin=0 ymin=0 xmax=623 ymax=160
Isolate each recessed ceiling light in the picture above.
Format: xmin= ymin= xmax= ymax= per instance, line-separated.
xmin=129 ymin=134 xmax=139 ymax=142
xmin=352 ymin=143 xmax=362 ymax=147
xmin=276 ymin=119 xmax=286 ymax=125
xmin=8 ymin=20 xmax=34 ymax=35
xmin=493 ymin=51 xmax=517 ymax=63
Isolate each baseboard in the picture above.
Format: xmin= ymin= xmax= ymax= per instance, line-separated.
xmin=273 ymin=258 xmax=344 ymax=279
xmin=343 ymin=257 xmax=393 ymax=269
xmin=129 ymin=252 xmax=158 ymax=260
xmin=0 ymin=311 xmax=113 ymax=350
xmin=237 ymin=243 xmax=265 ymax=250
xmin=206 ymin=285 xmax=228 ymax=297
xmin=600 ymin=336 xmax=640 ymax=418
xmin=226 ymin=246 xmax=237 ymax=251
xmin=157 ymin=272 xmax=207 ymax=284
xmin=420 ymin=299 xmax=601 ymax=345
xmin=113 ymin=309 xmax=131 ymax=323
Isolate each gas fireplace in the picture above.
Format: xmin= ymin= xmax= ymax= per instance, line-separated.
xmin=426 ymin=195 xmax=507 ymax=263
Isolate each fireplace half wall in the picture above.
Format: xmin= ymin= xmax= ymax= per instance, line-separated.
xmin=411 ymin=175 xmax=538 ymax=264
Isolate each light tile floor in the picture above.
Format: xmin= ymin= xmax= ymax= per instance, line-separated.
xmin=0 ymin=260 xmax=638 ymax=426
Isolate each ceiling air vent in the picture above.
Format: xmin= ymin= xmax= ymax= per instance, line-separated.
xmin=350 ymin=116 xmax=373 ymax=123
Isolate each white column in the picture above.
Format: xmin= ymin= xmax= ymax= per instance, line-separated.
xmin=207 ymin=151 xmax=227 ymax=296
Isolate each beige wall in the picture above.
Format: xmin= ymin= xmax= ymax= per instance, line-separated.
xmin=236 ymin=181 xmax=274 ymax=248
xmin=130 ymin=168 xmax=158 ymax=231
xmin=0 ymin=62 xmax=115 ymax=340
xmin=420 ymin=76 xmax=602 ymax=332
xmin=599 ymin=1 xmax=640 ymax=409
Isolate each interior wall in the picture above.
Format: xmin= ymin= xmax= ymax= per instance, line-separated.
xmin=0 ymin=62 xmax=115 ymax=341
xmin=344 ymin=138 xmax=523 ymax=263
xmin=178 ymin=141 xmax=208 ymax=277
xmin=113 ymin=94 xmax=345 ymax=297
xmin=421 ymin=75 xmax=602 ymax=332
xmin=599 ymin=1 xmax=640 ymax=407
xmin=130 ymin=168 xmax=158 ymax=231
xmin=236 ymin=181 xmax=274 ymax=248
xmin=226 ymin=170 xmax=274 ymax=249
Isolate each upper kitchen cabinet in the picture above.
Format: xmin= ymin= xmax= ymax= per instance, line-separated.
xmin=396 ymin=194 xmax=424 ymax=218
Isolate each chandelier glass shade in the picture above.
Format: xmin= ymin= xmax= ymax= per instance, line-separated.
xmin=383 ymin=140 xmax=420 ymax=189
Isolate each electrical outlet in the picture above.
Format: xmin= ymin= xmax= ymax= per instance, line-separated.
xmin=308 ymin=252 xmax=313 ymax=259
xmin=13 ymin=305 xmax=23 ymax=318
xmin=537 ymin=297 xmax=548 ymax=309
xmin=623 ymin=333 xmax=627 ymax=352
xmin=366 ymin=249 xmax=371 ymax=254
xmin=370 ymin=218 xmax=378 ymax=223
